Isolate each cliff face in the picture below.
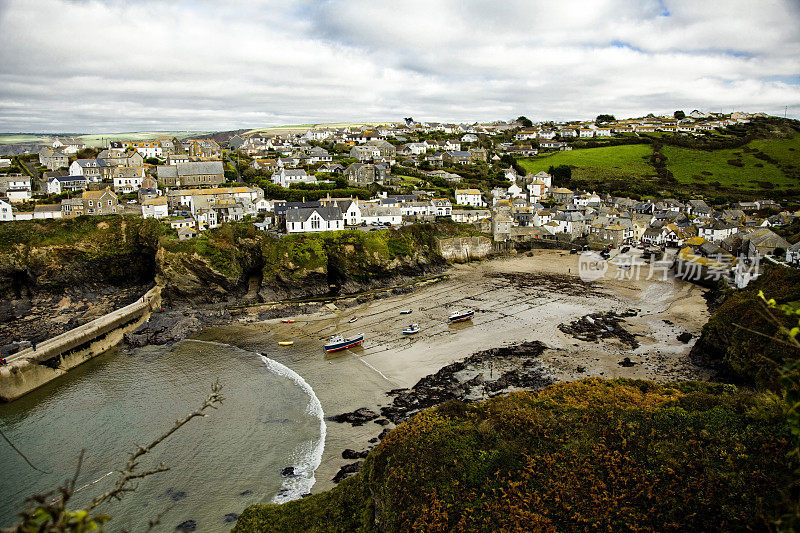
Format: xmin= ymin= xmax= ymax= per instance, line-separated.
xmin=234 ymin=379 xmax=795 ymax=532
xmin=157 ymin=223 xmax=453 ymax=305
xmin=690 ymin=265 xmax=800 ymax=389
xmin=0 ymin=217 xmax=160 ymax=299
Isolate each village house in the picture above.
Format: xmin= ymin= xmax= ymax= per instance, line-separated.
xmin=178 ymin=226 xmax=199 ymax=240
xmin=455 ymin=189 xmax=486 ymax=207
xmin=157 ymin=161 xmax=225 ymax=187
xmin=141 ymin=197 xmax=169 ymax=219
xmin=451 ymin=209 xmax=491 ymax=223
xmin=47 ymin=175 xmax=87 ymax=194
xmin=39 ymin=147 xmax=69 ymax=170
xmin=52 ymin=137 xmax=86 ymax=154
xmin=112 ymin=167 xmax=145 ymax=193
xmin=0 ymin=197 xmax=12 ymax=222
xmin=62 ymin=188 xmax=118 ymax=217
xmin=272 ymin=168 xmax=316 ymax=188
xmin=344 ymin=163 xmax=387 ymax=186
xmin=442 ymin=151 xmax=472 ymax=165
xmin=69 ymin=159 xmax=110 ymax=182
xmin=286 ymin=206 xmax=344 ymax=233
xmin=431 ymin=198 xmax=452 ymax=217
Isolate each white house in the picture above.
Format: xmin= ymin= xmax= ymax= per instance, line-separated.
xmin=595 ymin=127 xmax=612 ymax=137
xmin=443 ymin=140 xmax=461 ymax=151
xmin=141 ymin=197 xmax=169 ymax=219
xmin=455 ymin=189 xmax=486 ymax=207
xmin=0 ymin=197 xmax=13 ymax=221
xmin=360 ymin=207 xmax=402 ymax=226
xmin=272 ymin=168 xmax=316 ymax=188
xmin=507 ymin=182 xmax=525 ymax=199
xmin=47 ymin=175 xmax=87 ymax=194
xmin=461 ymin=134 xmax=478 ymax=143
xmin=286 ymin=206 xmax=344 ymax=233
xmin=113 ymin=173 xmax=144 ymax=193
xmin=431 ymin=198 xmax=452 ymax=217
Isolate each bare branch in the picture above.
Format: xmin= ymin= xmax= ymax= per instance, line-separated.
xmin=0 ymin=426 xmax=51 ymax=474
xmin=84 ymin=381 xmax=224 ymax=512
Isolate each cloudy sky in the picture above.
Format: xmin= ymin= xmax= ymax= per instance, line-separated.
xmin=1 ymin=0 xmax=799 ymax=133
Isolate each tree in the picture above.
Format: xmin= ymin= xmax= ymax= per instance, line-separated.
xmin=548 ymin=164 xmax=572 ymax=187
xmin=674 ymin=110 xmax=686 ymax=120
xmin=516 ymin=116 xmax=533 ymax=127
xmin=595 ymin=114 xmax=616 ymax=124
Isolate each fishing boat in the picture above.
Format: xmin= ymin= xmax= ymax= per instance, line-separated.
xmin=448 ymin=310 xmax=474 ymax=323
xmin=324 ymin=333 xmax=364 ymax=353
xmin=348 ymin=316 xmax=358 ymax=323
xmin=281 ymin=319 xmax=295 ymax=324
xmin=278 ymin=341 xmax=294 ymax=346
xmin=400 ymin=309 xmax=413 ymax=315
xmin=402 ymin=323 xmax=420 ymax=335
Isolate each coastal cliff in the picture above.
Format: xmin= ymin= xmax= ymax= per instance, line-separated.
xmin=0 ymin=217 xmax=482 ymax=308
xmin=690 ymin=265 xmax=800 ymax=389
xmin=234 ymin=378 xmax=796 ymax=532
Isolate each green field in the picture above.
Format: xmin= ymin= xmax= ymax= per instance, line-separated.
xmin=518 ymin=144 xmax=654 ymax=181
xmin=662 ymin=144 xmax=793 ymax=190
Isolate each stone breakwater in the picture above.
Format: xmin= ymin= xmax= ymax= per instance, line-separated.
xmin=0 ymin=286 xmax=162 ymax=402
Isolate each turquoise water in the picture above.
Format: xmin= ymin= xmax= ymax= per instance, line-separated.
xmin=0 ymin=338 xmax=324 ymax=532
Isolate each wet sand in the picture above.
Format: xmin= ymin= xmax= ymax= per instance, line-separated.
xmin=237 ymin=249 xmax=711 ymax=493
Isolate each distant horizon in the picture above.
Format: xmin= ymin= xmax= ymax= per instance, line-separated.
xmin=0 ymin=108 xmax=793 ymax=138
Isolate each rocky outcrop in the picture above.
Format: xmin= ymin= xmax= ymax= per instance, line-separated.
xmin=124 ymin=309 xmax=230 ymax=347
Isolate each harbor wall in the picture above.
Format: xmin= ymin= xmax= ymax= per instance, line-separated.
xmin=437 ymin=236 xmax=493 ymax=262
xmin=0 ymin=286 xmax=162 ymax=402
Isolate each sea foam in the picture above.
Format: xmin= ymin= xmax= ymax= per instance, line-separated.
xmin=260 ymin=355 xmax=327 ymax=504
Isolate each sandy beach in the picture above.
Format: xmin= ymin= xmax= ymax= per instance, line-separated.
xmin=228 ymin=249 xmax=711 ymax=494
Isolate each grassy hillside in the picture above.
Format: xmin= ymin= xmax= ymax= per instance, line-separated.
xmin=235 ymin=379 xmax=796 ymax=532
xmin=663 ymin=142 xmax=797 ymax=190
xmin=517 ymin=121 xmax=800 ymax=199
xmin=518 ymin=144 xmax=654 ymax=181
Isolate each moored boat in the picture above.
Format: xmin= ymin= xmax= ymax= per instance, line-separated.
xmin=448 ymin=310 xmax=474 ymax=323
xmin=324 ymin=333 xmax=364 ymax=353
xmin=348 ymin=316 xmax=358 ymax=323
xmin=281 ymin=319 xmax=295 ymax=323
xmin=402 ymin=323 xmax=420 ymax=335
xmin=400 ymin=309 xmax=413 ymax=315
xmin=278 ymin=341 xmax=294 ymax=346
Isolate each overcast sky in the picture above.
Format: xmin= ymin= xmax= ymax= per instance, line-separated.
xmin=1 ymin=0 xmax=799 ymax=133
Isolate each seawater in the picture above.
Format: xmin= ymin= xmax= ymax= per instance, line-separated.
xmin=0 ymin=338 xmax=325 ymax=532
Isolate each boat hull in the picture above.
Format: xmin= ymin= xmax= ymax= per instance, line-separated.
xmin=324 ymin=334 xmax=364 ymax=353
xmin=449 ymin=311 xmax=474 ymax=323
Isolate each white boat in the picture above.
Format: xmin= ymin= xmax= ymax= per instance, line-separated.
xmin=348 ymin=316 xmax=358 ymax=323
xmin=448 ymin=310 xmax=474 ymax=323
xmin=324 ymin=333 xmax=364 ymax=353
xmin=402 ymin=323 xmax=420 ymax=335
xmin=400 ymin=309 xmax=413 ymax=315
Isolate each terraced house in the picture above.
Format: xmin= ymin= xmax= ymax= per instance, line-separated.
xmin=157 ymin=161 xmax=224 ymax=187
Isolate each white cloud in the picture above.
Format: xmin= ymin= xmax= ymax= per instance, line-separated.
xmin=0 ymin=0 xmax=798 ymax=132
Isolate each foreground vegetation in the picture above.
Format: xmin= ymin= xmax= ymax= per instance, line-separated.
xmin=235 ymin=379 xmax=796 ymax=532
xmin=692 ymin=265 xmax=800 ymax=389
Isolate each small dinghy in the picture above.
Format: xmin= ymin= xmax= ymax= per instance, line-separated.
xmin=400 ymin=309 xmax=413 ymax=315
xmin=402 ymin=323 xmax=420 ymax=335
xmin=324 ymin=334 xmax=364 ymax=353
xmin=278 ymin=341 xmax=294 ymax=346
xmin=448 ymin=310 xmax=474 ymax=323
xmin=348 ymin=316 xmax=358 ymax=323
xmin=281 ymin=319 xmax=295 ymax=324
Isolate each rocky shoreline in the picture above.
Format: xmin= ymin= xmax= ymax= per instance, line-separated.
xmin=326 ymin=341 xmax=553 ymax=483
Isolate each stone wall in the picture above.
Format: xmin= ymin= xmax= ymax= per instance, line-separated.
xmin=0 ymin=286 xmax=162 ymax=402
xmin=437 ymin=236 xmax=493 ymax=262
